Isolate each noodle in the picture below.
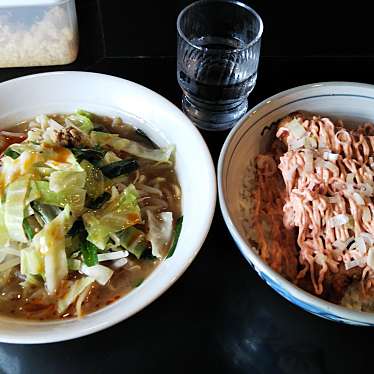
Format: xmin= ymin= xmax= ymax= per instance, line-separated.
xmin=253 ymin=113 xmax=374 ymax=301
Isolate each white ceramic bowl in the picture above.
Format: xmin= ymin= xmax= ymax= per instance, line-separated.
xmin=0 ymin=71 xmax=216 ymax=343
xmin=218 ymin=82 xmax=374 ymax=326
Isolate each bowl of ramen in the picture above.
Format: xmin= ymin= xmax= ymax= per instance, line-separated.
xmin=219 ymin=82 xmax=374 ymax=326
xmin=0 ymin=71 xmax=216 ymax=343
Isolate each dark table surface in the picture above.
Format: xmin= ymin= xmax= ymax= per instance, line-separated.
xmin=1 ymin=1 xmax=373 ymax=373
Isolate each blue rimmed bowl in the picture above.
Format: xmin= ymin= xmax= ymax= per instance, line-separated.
xmin=218 ymin=82 xmax=374 ymax=326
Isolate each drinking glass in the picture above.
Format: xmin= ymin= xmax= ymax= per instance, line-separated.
xmin=177 ymin=0 xmax=263 ymax=131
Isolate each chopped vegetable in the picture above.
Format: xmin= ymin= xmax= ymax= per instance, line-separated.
xmin=80 ymin=240 xmax=99 ymax=267
xmin=100 ymin=159 xmax=139 ymax=178
xmin=133 ymin=278 xmax=144 ymax=288
xmin=80 ymin=160 xmax=104 ymax=200
xmin=67 ymin=219 xmax=85 ymax=237
xmin=23 ymin=218 xmax=35 ymax=240
xmin=20 ymin=248 xmax=43 ymax=276
xmin=146 ymin=211 xmax=173 ymax=258
xmin=0 ymin=203 xmax=10 ymax=246
xmin=119 ymin=226 xmax=148 ymax=259
xmin=97 ymin=250 xmax=128 ymax=262
xmin=35 ymin=181 xmax=86 ymax=216
xmin=286 ymin=118 xmax=306 ymax=139
xmin=68 ymin=113 xmax=94 ymax=134
xmin=57 ymin=277 xmax=94 ymax=314
xmin=3 ymin=148 xmax=20 ymax=159
xmin=81 ymin=264 xmax=113 ymax=286
xmin=49 ymin=170 xmax=86 ymax=193
xmin=315 ymin=158 xmax=339 ymax=175
xmin=4 ymin=175 xmax=30 ymax=243
xmin=167 ymin=216 xmax=183 ymax=258
xmin=86 ymin=192 xmax=111 ymax=210
xmin=76 ymin=109 xmax=93 ymax=119
xmin=135 ymin=128 xmax=158 ymax=149
xmin=71 ymin=147 xmax=105 ymax=164
xmin=83 ymin=184 xmax=141 ymax=250
xmin=26 ymin=181 xmax=41 ymax=205
xmin=32 ymin=206 xmax=72 ymax=294
xmin=323 ymin=151 xmax=339 ymax=161
xmin=91 ymin=131 xmax=174 ymax=162
xmin=102 ymin=151 xmax=121 ymax=165
xmin=68 ymin=258 xmax=82 ymax=271
xmin=31 ymin=202 xmax=60 ymax=224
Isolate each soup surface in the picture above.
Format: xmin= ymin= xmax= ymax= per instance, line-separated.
xmin=0 ymin=111 xmax=182 ymax=320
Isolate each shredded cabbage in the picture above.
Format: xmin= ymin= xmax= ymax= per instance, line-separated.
xmin=119 ymin=227 xmax=147 ymax=259
xmin=90 ymin=131 xmax=174 ymax=162
xmin=80 ymin=160 xmax=104 ymax=199
xmin=286 ymin=118 xmax=306 ymax=139
xmin=35 ymin=181 xmax=86 ymax=216
xmin=103 ymin=151 xmax=122 ymax=165
xmin=20 ymin=248 xmax=44 ymax=276
xmin=97 ymin=250 xmax=128 ymax=262
xmin=83 ymin=184 xmax=141 ymax=250
xmin=146 ymin=211 xmax=173 ymax=258
xmin=67 ymin=113 xmax=94 ymax=134
xmin=0 ymin=203 xmax=9 ymax=246
xmin=81 ymin=264 xmax=113 ymax=285
xmin=68 ymin=258 xmax=82 ymax=271
xmin=32 ymin=206 xmax=72 ymax=294
xmin=8 ymin=142 xmax=42 ymax=155
xmin=57 ymin=276 xmax=94 ymax=314
xmin=49 ymin=170 xmax=86 ymax=193
xmin=0 ymin=151 xmax=41 ymax=192
xmin=4 ymin=175 xmax=30 ymax=243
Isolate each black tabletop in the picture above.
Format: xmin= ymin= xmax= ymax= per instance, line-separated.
xmin=0 ymin=1 xmax=373 ymax=373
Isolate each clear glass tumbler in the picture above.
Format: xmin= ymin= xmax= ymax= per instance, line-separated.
xmin=177 ymin=0 xmax=263 ymax=131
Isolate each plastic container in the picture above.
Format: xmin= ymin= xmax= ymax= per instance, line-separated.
xmin=0 ymin=0 xmax=79 ymax=67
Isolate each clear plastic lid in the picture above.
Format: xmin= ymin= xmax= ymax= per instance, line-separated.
xmin=0 ymin=0 xmax=67 ymax=7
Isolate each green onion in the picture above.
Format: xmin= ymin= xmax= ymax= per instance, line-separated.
xmin=133 ymin=278 xmax=144 ymax=288
xmin=80 ymin=240 xmax=99 ymax=267
xmin=100 ymin=159 xmax=139 ymax=178
xmin=23 ymin=219 xmax=34 ymax=240
xmin=4 ymin=148 xmax=20 ymax=159
xmin=67 ymin=219 xmax=85 ymax=237
xmin=166 ymin=216 xmax=183 ymax=258
xmin=135 ymin=128 xmax=157 ymax=149
xmin=71 ymin=148 xmax=105 ymax=164
xmin=76 ymin=109 xmax=93 ymax=119
xmin=86 ymin=192 xmax=111 ymax=210
xmin=31 ymin=202 xmax=60 ymax=224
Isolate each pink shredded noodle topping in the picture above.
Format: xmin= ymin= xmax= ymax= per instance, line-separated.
xmin=254 ymin=113 xmax=374 ymax=298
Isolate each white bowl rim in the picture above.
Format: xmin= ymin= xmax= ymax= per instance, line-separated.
xmin=0 ymin=71 xmax=217 ymax=343
xmin=218 ymin=81 xmax=374 ymax=324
